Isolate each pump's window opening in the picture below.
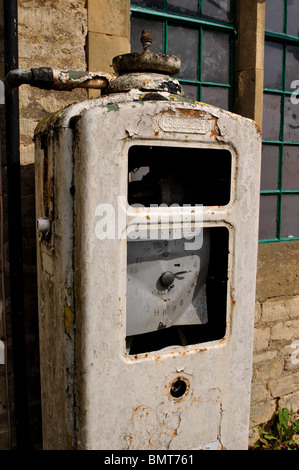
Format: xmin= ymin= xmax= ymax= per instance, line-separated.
xmin=127 ymin=144 xmax=231 ymax=354
xmin=126 ymin=226 xmax=229 ymax=355
xmin=128 ymin=145 xmax=232 ymax=206
xmin=130 ymin=0 xmax=299 ymax=243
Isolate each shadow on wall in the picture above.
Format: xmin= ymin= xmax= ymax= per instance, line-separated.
xmin=20 ymin=163 xmax=42 ymax=449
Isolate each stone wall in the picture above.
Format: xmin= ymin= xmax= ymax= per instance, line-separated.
xmin=18 ymin=0 xmax=88 ymax=165
xmin=249 ymin=241 xmax=299 ymax=445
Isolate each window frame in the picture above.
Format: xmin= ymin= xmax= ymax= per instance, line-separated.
xmin=260 ymin=0 xmax=299 ymax=243
xmin=130 ymin=0 xmax=237 ymax=108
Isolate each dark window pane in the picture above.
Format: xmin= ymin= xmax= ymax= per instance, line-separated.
xmin=285 ymin=45 xmax=299 ymax=91
xmin=202 ymin=0 xmax=232 ymax=23
xmin=259 ymin=195 xmax=278 ymax=239
xmin=201 ymin=86 xmax=229 ymax=110
xmin=284 ymin=97 xmax=299 ymax=143
xmin=183 ymin=84 xmax=198 ymax=100
xmin=264 ymin=42 xmax=283 ymax=89
xmin=260 ymin=145 xmax=280 ymax=190
xmin=168 ymin=0 xmax=199 ymax=16
xmin=287 ymin=0 xmax=299 ymax=37
xmin=262 ymin=93 xmax=281 ymax=141
xmin=265 ymin=0 xmax=284 ymax=33
xmin=281 ymin=195 xmax=299 ymax=238
xmin=167 ymin=25 xmax=198 ymax=80
xmin=131 ymin=0 xmax=164 ymax=9
xmin=201 ymin=30 xmax=230 ymax=84
xmin=282 ymin=146 xmax=299 ymax=190
xmin=131 ymin=17 xmax=163 ymax=53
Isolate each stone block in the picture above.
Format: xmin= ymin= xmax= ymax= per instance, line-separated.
xmin=88 ymin=0 xmax=130 ymax=37
xmin=262 ymin=296 xmax=299 ymax=323
xmin=271 ymin=319 xmax=299 ymax=342
xmin=268 ymin=371 xmax=299 ymax=398
xmin=252 ymin=359 xmax=284 ymax=384
xmin=255 ymin=301 xmax=262 ymax=322
xmin=250 ymin=382 xmax=270 ymax=403
xmin=253 ymin=350 xmax=277 ymax=363
xmin=87 ymin=31 xmax=130 ymax=73
xmin=253 ymin=327 xmax=271 ymax=351
xmin=278 ymin=391 xmax=299 ymax=412
xmin=256 ymin=242 xmax=299 ymax=302
xmin=249 ymin=399 xmax=276 ymax=427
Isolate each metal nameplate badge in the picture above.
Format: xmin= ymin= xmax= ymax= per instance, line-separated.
xmin=159 ymin=114 xmax=211 ymax=134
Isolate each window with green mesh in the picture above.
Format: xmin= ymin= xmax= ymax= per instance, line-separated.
xmin=260 ymin=0 xmax=299 ymax=242
xmin=130 ymin=0 xmax=236 ymax=110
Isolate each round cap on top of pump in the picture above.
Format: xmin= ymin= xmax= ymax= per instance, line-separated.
xmin=112 ymin=30 xmax=181 ymax=76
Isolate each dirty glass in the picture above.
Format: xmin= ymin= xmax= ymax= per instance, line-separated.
xmin=280 ymin=195 xmax=299 ymax=238
xmin=285 ymin=45 xmax=299 ymax=91
xmin=259 ymin=195 xmax=278 ymax=240
xmin=265 ymin=0 xmax=284 ymax=33
xmin=264 ymin=42 xmax=283 ymax=90
xmin=260 ymin=145 xmax=280 ymax=190
xmin=201 ymin=30 xmax=230 ymax=84
xmin=202 ymin=0 xmax=232 ymax=23
xmin=131 ymin=0 xmax=164 ymax=9
xmin=131 ymin=17 xmax=163 ymax=53
xmin=183 ymin=84 xmax=198 ymax=100
xmin=284 ymin=97 xmax=299 ymax=143
xmin=167 ymin=25 xmax=198 ymax=80
xmin=201 ymin=86 xmax=229 ymax=110
xmin=282 ymin=146 xmax=299 ymax=190
xmin=168 ymin=0 xmax=199 ymax=17
xmin=287 ymin=0 xmax=299 ymax=37
xmin=262 ymin=94 xmax=282 ymax=141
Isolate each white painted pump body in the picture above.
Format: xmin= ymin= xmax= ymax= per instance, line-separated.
xmin=35 ymin=87 xmax=261 ymax=450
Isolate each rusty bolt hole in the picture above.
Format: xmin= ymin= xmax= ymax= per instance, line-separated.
xmin=170 ymin=379 xmax=187 ymax=398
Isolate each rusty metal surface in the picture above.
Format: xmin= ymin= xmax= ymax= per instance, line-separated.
xmin=5 ymin=67 xmax=115 ymax=91
xmin=113 ymin=29 xmax=181 ymax=76
xmin=51 ymin=69 xmax=115 ymax=90
xmin=106 ymin=72 xmax=184 ymax=95
xmin=112 ymin=52 xmax=181 ymax=76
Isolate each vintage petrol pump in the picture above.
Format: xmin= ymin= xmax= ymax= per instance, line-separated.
xmin=7 ymin=31 xmax=261 ymax=450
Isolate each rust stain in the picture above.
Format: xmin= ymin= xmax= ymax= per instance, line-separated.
xmin=163 ymin=109 xmax=176 ymax=116
xmin=168 ymin=376 xmax=190 ymax=403
xmin=210 ymin=129 xmax=218 ymax=140
xmin=178 ymin=108 xmax=207 ymax=117
xmin=208 ymin=116 xmax=219 ymax=140
xmin=252 ymin=119 xmax=262 ymax=134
